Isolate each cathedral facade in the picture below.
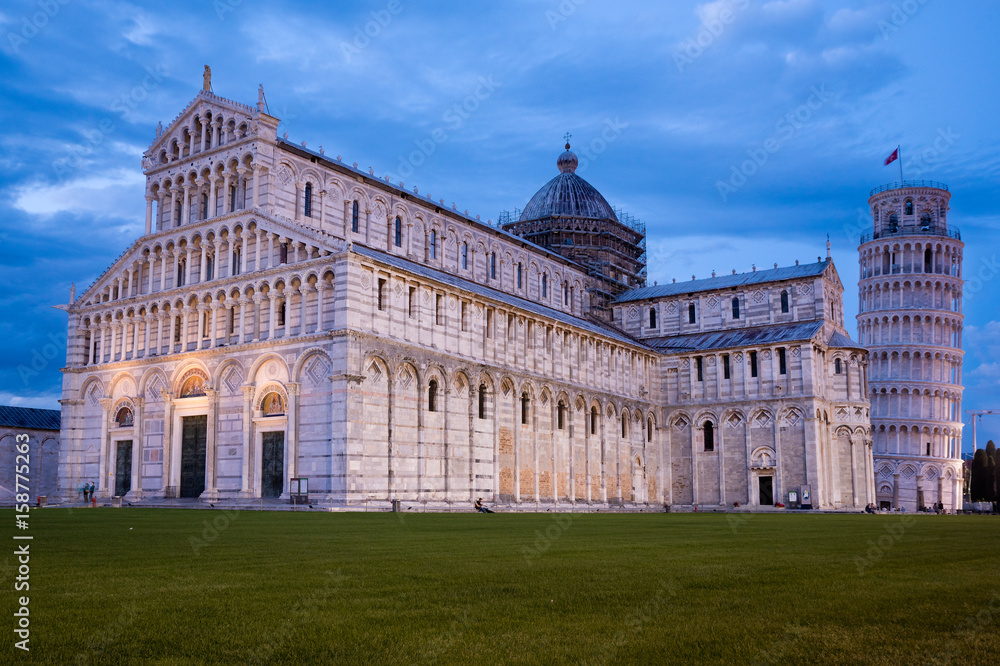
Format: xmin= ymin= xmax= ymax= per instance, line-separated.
xmin=56 ymin=75 xmax=875 ymax=510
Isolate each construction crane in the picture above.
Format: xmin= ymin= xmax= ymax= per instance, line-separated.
xmin=966 ymin=410 xmax=1000 ymax=450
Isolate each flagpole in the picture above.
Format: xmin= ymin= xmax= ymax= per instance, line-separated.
xmin=897 ymin=144 xmax=903 ymax=183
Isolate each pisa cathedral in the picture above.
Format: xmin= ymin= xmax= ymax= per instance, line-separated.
xmin=57 ymin=71 xmax=953 ymax=512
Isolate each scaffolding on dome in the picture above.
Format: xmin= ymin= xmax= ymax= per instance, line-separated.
xmin=499 ymin=206 xmax=647 ymax=318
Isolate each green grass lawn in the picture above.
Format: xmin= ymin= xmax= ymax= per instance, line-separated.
xmin=5 ymin=509 xmax=998 ymax=664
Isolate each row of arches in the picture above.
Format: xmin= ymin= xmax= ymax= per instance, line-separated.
xmin=867 ymin=350 xmax=963 ymax=385
xmin=78 ymin=269 xmax=335 ymax=366
xmin=357 ymin=353 xmax=659 ymax=504
xmin=860 ymin=240 xmax=961 ymax=279
xmin=858 ymin=279 xmax=962 ymax=314
xmin=870 ymin=386 xmax=963 ymax=426
xmin=152 ymin=108 xmax=253 ymax=166
xmin=147 ymin=152 xmax=259 ymax=233
xmin=857 ymin=314 xmax=963 ymax=348
xmin=82 ymin=219 xmax=328 ymax=306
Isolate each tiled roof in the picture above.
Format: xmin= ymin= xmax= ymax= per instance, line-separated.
xmin=644 ymin=321 xmax=825 ymax=354
xmin=828 ymin=331 xmax=866 ymax=350
xmin=0 ymin=406 xmax=61 ymax=431
xmin=615 ymin=259 xmax=831 ymax=303
xmin=351 ymin=245 xmax=653 ymax=351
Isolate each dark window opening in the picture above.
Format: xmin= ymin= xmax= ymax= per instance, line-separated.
xmin=351 ymin=200 xmax=360 ymax=233
xmin=377 ymin=278 xmax=386 ymax=311
xmin=304 ymin=182 xmax=312 ymax=217
xmin=461 ymin=242 xmax=468 ymax=270
xmin=490 ymin=252 xmax=496 ymax=280
xmin=723 ymin=354 xmax=730 ymax=380
xmin=649 ymin=307 xmax=657 ymax=329
xmin=435 ymin=294 xmax=443 ymax=325
xmin=280 ymin=243 xmax=288 ymax=264
xmin=778 ymin=347 xmax=786 ymax=375
xmin=408 ymin=286 xmax=416 ymax=318
xmin=591 ymin=407 xmax=598 ymax=435
xmin=557 ymin=401 xmax=566 ymax=430
xmin=517 ymin=263 xmax=523 ymax=289
xmin=428 ymin=379 xmax=438 ymax=412
xmin=647 ymin=418 xmax=653 ymax=442
xmin=394 ymin=217 xmax=402 ymax=247
xmin=478 ymin=385 xmax=487 ymax=419
xmin=688 ymin=303 xmax=696 ymax=324
xmin=835 ymin=358 xmax=842 ymax=374
xmin=429 ymin=229 xmax=437 ymax=259
xmin=780 ymin=290 xmax=789 ymax=313
xmin=521 ymin=393 xmax=530 ymax=425
xmin=924 ymin=248 xmax=933 ymax=272
xmin=696 ymin=356 xmax=704 ymax=382
xmin=621 ymin=414 xmax=628 ymax=438
xmin=750 ymin=351 xmax=758 ymax=378
xmin=905 ymin=199 xmax=914 ymax=216
xmin=732 ymin=297 xmax=740 ymax=319
xmin=704 ymin=421 xmax=714 ymax=451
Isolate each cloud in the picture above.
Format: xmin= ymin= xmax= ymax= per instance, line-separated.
xmin=12 ymin=169 xmax=146 ymax=218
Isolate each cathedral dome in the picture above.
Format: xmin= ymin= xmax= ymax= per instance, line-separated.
xmin=519 ymin=143 xmax=618 ymax=223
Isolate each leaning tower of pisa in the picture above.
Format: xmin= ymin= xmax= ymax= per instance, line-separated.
xmin=858 ymin=181 xmax=965 ymax=511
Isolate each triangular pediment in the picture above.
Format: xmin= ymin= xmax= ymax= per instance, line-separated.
xmin=142 ymin=89 xmax=274 ymax=172
xmin=824 ymin=261 xmax=844 ymax=291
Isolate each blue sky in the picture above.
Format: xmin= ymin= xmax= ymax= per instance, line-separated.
xmin=1 ymin=0 xmax=998 ymax=451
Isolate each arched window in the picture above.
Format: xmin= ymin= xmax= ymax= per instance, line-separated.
xmin=649 ymin=307 xmax=657 ymax=329
xmin=351 ymin=200 xmax=360 ymax=233
xmin=461 ymin=242 xmax=468 ymax=270
xmin=704 ymin=421 xmax=714 ymax=451
xmin=780 ymin=290 xmax=789 ymax=313
xmin=905 ymin=199 xmax=914 ymax=215
xmin=115 ymin=407 xmax=134 ymax=427
xmin=517 ymin=263 xmax=523 ymax=289
xmin=591 ymin=407 xmax=598 ymax=435
xmin=262 ymin=392 xmax=284 ymax=416
xmin=429 ymin=230 xmax=437 ymax=259
xmin=394 ymin=216 xmax=402 ymax=247
xmin=563 ymin=282 xmax=569 ymax=305
xmin=304 ymin=182 xmax=313 ymax=217
xmin=688 ymin=303 xmax=696 ymax=324
xmin=835 ymin=358 xmax=842 ymax=374
xmin=490 ymin=252 xmax=497 ymax=280
xmin=731 ymin=297 xmax=740 ymax=319
xmin=889 ymin=213 xmax=899 ymax=232
xmin=201 ymin=193 xmax=209 ymax=220
xmin=542 ymin=273 xmax=548 ymax=298
xmin=621 ymin=413 xmax=628 ymax=438
xmin=521 ymin=392 xmax=530 ymax=425
xmin=920 ymin=212 xmax=932 ymax=230
xmin=647 ymin=417 xmax=653 ymax=442
xmin=478 ymin=384 xmax=487 ymax=419
xmin=557 ymin=401 xmax=566 ymax=430
xmin=924 ymin=248 xmax=933 ymax=272
xmin=428 ymin=379 xmax=438 ymax=412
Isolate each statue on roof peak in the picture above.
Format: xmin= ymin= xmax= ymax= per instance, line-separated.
xmin=203 ymin=65 xmax=212 ymax=92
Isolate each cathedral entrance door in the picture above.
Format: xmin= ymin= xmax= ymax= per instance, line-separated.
xmin=115 ymin=441 xmax=132 ymax=497
xmin=180 ymin=416 xmax=207 ymax=498
xmin=261 ymin=431 xmax=284 ymax=498
xmin=758 ymin=476 xmax=774 ymax=505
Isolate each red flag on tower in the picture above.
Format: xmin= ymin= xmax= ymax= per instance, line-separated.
xmin=884 ymin=148 xmax=899 ymax=166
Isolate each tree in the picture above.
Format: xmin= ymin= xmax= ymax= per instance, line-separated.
xmin=971 ymin=449 xmax=988 ymax=501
